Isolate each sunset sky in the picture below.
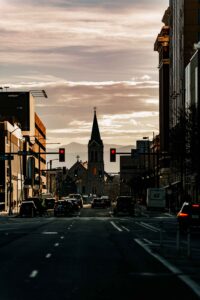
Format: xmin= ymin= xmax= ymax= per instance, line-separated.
xmin=0 ymin=0 xmax=168 ymax=147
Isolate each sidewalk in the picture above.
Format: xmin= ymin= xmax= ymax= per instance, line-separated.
xmin=0 ymin=210 xmax=18 ymax=218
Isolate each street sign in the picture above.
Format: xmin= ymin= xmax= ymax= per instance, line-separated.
xmin=0 ymin=155 xmax=14 ymax=160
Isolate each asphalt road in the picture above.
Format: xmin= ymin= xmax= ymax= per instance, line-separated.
xmin=0 ymin=205 xmax=200 ymax=299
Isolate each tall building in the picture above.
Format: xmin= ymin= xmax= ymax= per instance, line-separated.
xmin=169 ymin=0 xmax=200 ymax=128
xmin=0 ymin=91 xmax=47 ymax=210
xmin=185 ymin=49 xmax=200 ymax=199
xmin=154 ymin=1 xmax=200 ymax=207
xmin=154 ymin=8 xmax=170 ymax=154
xmin=87 ymin=108 xmax=104 ymax=196
xmin=0 ymin=121 xmax=24 ymax=212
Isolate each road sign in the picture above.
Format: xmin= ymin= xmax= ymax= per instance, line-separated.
xmin=0 ymin=155 xmax=14 ymax=160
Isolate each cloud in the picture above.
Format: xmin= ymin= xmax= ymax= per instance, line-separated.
xmin=0 ymin=0 xmax=168 ymax=82
xmin=0 ymin=0 xmax=167 ymax=146
xmin=6 ymin=79 xmax=159 ymax=145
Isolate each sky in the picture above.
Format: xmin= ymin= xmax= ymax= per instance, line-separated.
xmin=0 ymin=0 xmax=169 ymax=148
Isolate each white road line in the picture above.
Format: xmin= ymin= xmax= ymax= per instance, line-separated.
xmin=135 ymin=238 xmax=200 ymax=298
xmin=60 ymin=236 xmax=64 ymax=239
xmin=45 ymin=253 xmax=52 ymax=258
xmin=42 ymin=231 xmax=58 ymax=235
xmin=29 ymin=270 xmax=38 ymax=278
xmin=143 ymin=238 xmax=153 ymax=244
xmin=121 ymin=226 xmax=130 ymax=232
xmin=54 ymin=243 xmax=59 ymax=247
xmin=110 ymin=221 xmax=123 ymax=232
xmin=136 ymin=221 xmax=159 ymax=232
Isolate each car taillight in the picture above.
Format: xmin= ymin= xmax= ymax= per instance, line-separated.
xmin=178 ymin=212 xmax=189 ymax=217
xmin=192 ymin=204 xmax=200 ymax=208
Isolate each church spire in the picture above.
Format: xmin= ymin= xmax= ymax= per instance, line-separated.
xmin=90 ymin=107 xmax=102 ymax=145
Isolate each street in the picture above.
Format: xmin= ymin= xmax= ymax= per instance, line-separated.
xmin=0 ymin=205 xmax=200 ymax=299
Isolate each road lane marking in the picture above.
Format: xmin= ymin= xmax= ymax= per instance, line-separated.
xmin=143 ymin=238 xmax=153 ymax=244
xmin=45 ymin=253 xmax=52 ymax=258
xmin=136 ymin=221 xmax=159 ymax=232
xmin=29 ymin=270 xmax=38 ymax=278
xmin=54 ymin=243 xmax=59 ymax=247
xmin=60 ymin=236 xmax=64 ymax=239
xmin=42 ymin=231 xmax=58 ymax=235
xmin=135 ymin=238 xmax=200 ymax=298
xmin=121 ymin=226 xmax=130 ymax=232
xmin=110 ymin=221 xmax=122 ymax=232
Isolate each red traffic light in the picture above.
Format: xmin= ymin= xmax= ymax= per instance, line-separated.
xmin=110 ymin=148 xmax=116 ymax=162
xmin=59 ymin=148 xmax=65 ymax=162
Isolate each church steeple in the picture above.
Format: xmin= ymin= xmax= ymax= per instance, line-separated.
xmin=89 ymin=107 xmax=102 ymax=145
xmin=87 ymin=107 xmax=104 ymax=196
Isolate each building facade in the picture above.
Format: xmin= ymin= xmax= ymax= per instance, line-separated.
xmin=0 ymin=122 xmax=24 ymax=212
xmin=0 ymin=91 xmax=47 ymax=211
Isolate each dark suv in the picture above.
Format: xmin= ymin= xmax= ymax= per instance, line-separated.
xmin=19 ymin=201 xmax=37 ymax=217
xmin=177 ymin=202 xmax=200 ymax=231
xmin=113 ymin=196 xmax=135 ymax=216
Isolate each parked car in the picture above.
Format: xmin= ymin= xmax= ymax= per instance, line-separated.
xmin=19 ymin=201 xmax=37 ymax=217
xmin=44 ymin=197 xmax=55 ymax=210
xmin=26 ymin=197 xmax=46 ymax=216
xmin=64 ymin=197 xmax=80 ymax=211
xmin=82 ymin=195 xmax=89 ymax=203
xmin=101 ymin=196 xmax=111 ymax=207
xmin=54 ymin=199 xmax=73 ymax=217
xmin=91 ymin=197 xmax=106 ymax=208
xmin=113 ymin=196 xmax=135 ymax=216
xmin=177 ymin=202 xmax=200 ymax=231
xmin=68 ymin=194 xmax=83 ymax=208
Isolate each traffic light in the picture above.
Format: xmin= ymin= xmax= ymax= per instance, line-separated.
xmin=110 ymin=148 xmax=116 ymax=162
xmin=59 ymin=148 xmax=65 ymax=162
